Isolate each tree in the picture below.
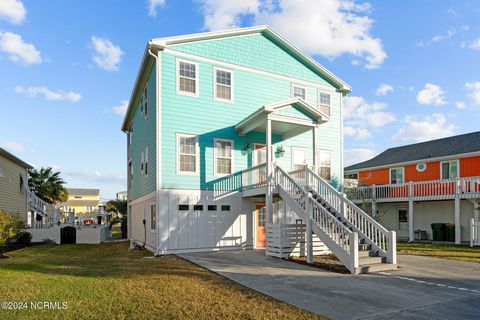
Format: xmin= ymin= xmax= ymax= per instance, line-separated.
xmin=0 ymin=211 xmax=25 ymax=256
xmin=105 ymin=199 xmax=127 ymax=217
xmin=28 ymin=167 xmax=69 ymax=205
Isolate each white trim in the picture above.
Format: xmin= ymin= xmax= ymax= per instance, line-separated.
xmin=291 ymin=83 xmax=307 ymax=100
xmin=128 ymin=190 xmax=156 ymax=206
xmin=440 ymin=159 xmax=460 ymax=180
xmin=141 ymin=151 xmax=145 ymax=175
xmin=318 ymin=149 xmax=332 ymax=181
xmin=389 ymin=167 xmax=405 ymax=184
xmin=291 ymin=147 xmax=307 ymax=172
xmin=213 ymin=138 xmax=234 ymax=176
xmin=150 ymin=203 xmax=156 ymax=231
xmin=253 ymin=144 xmax=266 ymax=166
xmin=176 ymin=58 xmax=199 ymax=97
xmin=416 ymin=163 xmax=427 ymax=172
xmin=176 ymin=133 xmax=199 ymax=175
xmin=165 ymin=48 xmax=337 ymax=93
xmin=318 ymin=90 xmax=331 ymax=117
xmin=213 ymin=66 xmax=234 ymax=103
xmin=144 ymin=146 xmax=149 ymax=178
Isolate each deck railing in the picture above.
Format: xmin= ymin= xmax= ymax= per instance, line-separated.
xmin=28 ymin=190 xmax=47 ymax=215
xmin=240 ymin=163 xmax=267 ymax=191
xmin=346 ymin=176 xmax=480 ymax=203
xmin=471 ymin=218 xmax=480 ymax=247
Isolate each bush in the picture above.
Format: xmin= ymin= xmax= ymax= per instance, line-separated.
xmin=15 ymin=231 xmax=32 ymax=246
xmin=0 ymin=211 xmax=25 ymax=253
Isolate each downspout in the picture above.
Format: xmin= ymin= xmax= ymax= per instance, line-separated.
xmin=147 ymin=42 xmax=163 ymax=256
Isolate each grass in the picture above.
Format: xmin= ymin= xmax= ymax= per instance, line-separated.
xmin=0 ymin=242 xmax=326 ymax=320
xmin=397 ymin=242 xmax=480 ymax=263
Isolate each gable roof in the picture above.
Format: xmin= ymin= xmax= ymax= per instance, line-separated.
xmin=121 ymin=25 xmax=351 ymax=132
xmin=345 ymin=131 xmax=480 ymax=172
xmin=0 ymin=147 xmax=33 ymax=169
xmin=67 ymin=188 xmax=100 ymax=197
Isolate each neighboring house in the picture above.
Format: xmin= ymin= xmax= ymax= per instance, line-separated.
xmin=116 ymin=191 xmax=127 ymax=201
xmin=58 ymin=188 xmax=100 ymax=216
xmin=0 ymin=147 xmax=48 ymax=225
xmin=122 ymin=26 xmax=397 ymax=273
xmin=345 ymin=131 xmax=480 ymax=243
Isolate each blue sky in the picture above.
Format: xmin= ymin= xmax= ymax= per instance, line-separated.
xmin=0 ymin=0 xmax=479 ymax=199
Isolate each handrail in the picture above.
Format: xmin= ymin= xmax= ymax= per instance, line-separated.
xmin=241 ymin=163 xmax=267 ymax=191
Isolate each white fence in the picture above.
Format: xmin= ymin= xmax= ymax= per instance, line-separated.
xmin=471 ymin=218 xmax=480 ymax=247
xmin=27 ymin=225 xmax=111 ymax=244
xmin=266 ymin=223 xmax=330 ymax=258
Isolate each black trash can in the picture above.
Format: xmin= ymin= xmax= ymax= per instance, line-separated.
xmin=445 ymin=224 xmax=455 ymax=242
xmin=431 ymin=223 xmax=446 ymax=241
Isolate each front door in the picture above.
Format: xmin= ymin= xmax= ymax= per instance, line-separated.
xmin=397 ymin=209 xmax=409 ymax=239
xmin=255 ymin=204 xmax=266 ymax=248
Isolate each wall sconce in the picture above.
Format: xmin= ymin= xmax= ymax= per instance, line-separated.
xmin=241 ymin=143 xmax=252 ymax=155
xmin=275 ymin=145 xmax=285 ymax=158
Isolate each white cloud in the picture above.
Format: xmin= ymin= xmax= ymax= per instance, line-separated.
xmin=416 ymin=83 xmax=446 ymax=105
xmin=111 ymin=100 xmax=128 ymax=116
xmin=0 ymin=0 xmax=26 ymax=24
xmin=199 ymin=0 xmax=387 ymax=69
xmin=465 ymin=81 xmax=480 ymax=106
xmin=344 ymin=148 xmax=376 ymax=166
xmin=91 ymin=36 xmax=123 ymax=71
xmin=1 ymin=141 xmax=34 ymax=153
xmin=416 ymin=28 xmax=456 ymax=47
xmin=375 ymin=83 xmax=394 ymax=96
xmin=15 ymin=86 xmax=81 ymax=102
xmin=467 ymin=38 xmax=480 ymax=50
xmin=392 ymin=114 xmax=455 ymax=143
xmin=456 ymin=101 xmax=466 ymax=109
xmin=343 ymin=96 xmax=395 ymax=140
xmin=147 ymin=0 xmax=166 ymax=17
xmin=0 ymin=31 xmax=42 ymax=64
xmin=61 ymin=168 xmax=126 ymax=185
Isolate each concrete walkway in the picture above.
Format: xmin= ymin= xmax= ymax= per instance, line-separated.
xmin=179 ymin=251 xmax=480 ymax=320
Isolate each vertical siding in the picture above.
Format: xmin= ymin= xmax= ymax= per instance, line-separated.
xmin=460 ymin=156 xmax=480 ymax=177
xmin=0 ymin=154 xmax=28 ymax=217
xmin=359 ymin=168 xmax=390 ymax=185
xmin=130 ymin=63 xmax=157 ymax=200
xmin=404 ymin=161 xmax=440 ymax=182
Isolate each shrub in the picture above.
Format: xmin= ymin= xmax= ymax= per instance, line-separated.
xmin=0 ymin=211 xmax=25 ymax=254
xmin=15 ymin=231 xmax=32 ymax=246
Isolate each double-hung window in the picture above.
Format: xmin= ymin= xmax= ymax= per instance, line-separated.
xmin=128 ymin=159 xmax=132 ymax=188
xmin=144 ymin=146 xmax=148 ymax=177
xmin=177 ymin=59 xmax=198 ymax=96
xmin=292 ymin=85 xmax=306 ymax=100
xmin=318 ymin=150 xmax=332 ymax=181
xmin=292 ymin=147 xmax=307 ymax=172
xmin=390 ymin=167 xmax=404 ymax=184
xmin=140 ymin=152 xmax=144 ymax=174
xmin=214 ymin=138 xmax=233 ymax=175
xmin=318 ymin=91 xmax=331 ymax=117
xmin=177 ymin=134 xmax=198 ymax=174
xmin=441 ymin=160 xmax=459 ymax=179
xmin=214 ymin=68 xmax=233 ymax=102
xmin=150 ymin=204 xmax=156 ymax=230
xmin=140 ymin=84 xmax=148 ymax=118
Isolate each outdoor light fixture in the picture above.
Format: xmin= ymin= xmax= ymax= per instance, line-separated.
xmin=242 ymin=143 xmax=252 ymax=155
xmin=275 ymin=145 xmax=285 ymax=158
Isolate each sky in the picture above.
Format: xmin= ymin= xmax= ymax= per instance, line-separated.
xmin=0 ymin=0 xmax=479 ymax=199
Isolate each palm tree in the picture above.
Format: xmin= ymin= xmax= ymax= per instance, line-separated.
xmin=105 ymin=199 xmax=127 ymax=217
xmin=28 ymin=167 xmax=69 ymax=205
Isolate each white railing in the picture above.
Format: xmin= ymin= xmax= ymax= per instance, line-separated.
xmin=275 ymin=166 xmax=358 ymax=272
xmin=241 ymin=163 xmax=267 ymax=191
xmin=304 ymin=167 xmax=396 ymax=263
xmin=346 ymin=176 xmax=480 ymax=203
xmin=471 ymin=218 xmax=480 ymax=247
xmin=28 ymin=190 xmax=47 ymax=215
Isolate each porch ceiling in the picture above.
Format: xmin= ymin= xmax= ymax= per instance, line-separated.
xmin=235 ymin=98 xmax=328 ymax=139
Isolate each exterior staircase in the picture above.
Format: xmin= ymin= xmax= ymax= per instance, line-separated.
xmin=275 ymin=165 xmax=397 ymax=274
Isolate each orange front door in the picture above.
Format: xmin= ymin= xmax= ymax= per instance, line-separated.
xmin=255 ymin=204 xmax=266 ymax=248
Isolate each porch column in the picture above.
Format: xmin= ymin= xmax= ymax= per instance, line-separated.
xmin=312 ymin=126 xmax=318 ymax=172
xmin=455 ymin=178 xmax=461 ymax=244
xmin=266 ymin=117 xmax=273 ymax=224
xmin=408 ymin=199 xmax=414 ymax=242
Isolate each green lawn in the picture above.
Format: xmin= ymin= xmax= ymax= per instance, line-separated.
xmin=397 ymin=242 xmax=480 ymax=263
xmin=0 ymin=242 xmax=325 ymax=320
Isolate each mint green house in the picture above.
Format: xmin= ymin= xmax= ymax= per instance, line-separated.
xmin=122 ymin=26 xmax=397 ymax=274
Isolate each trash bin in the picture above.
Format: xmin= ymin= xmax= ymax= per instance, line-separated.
xmin=415 ymin=230 xmax=428 ymax=241
xmin=445 ymin=224 xmax=455 ymax=242
xmin=431 ymin=223 xmax=446 ymax=241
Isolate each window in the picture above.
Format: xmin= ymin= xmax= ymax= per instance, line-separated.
xmin=214 ymin=138 xmax=233 ymax=175
xmin=141 ymin=151 xmax=144 ymax=174
xmin=214 ymin=68 xmax=233 ymax=102
xmin=177 ymin=59 xmax=198 ymax=96
xmin=292 ymin=147 xmax=307 ymax=171
xmin=318 ymin=150 xmax=331 ymax=181
xmin=177 ymin=134 xmax=198 ymax=174
xmin=208 ymin=205 xmax=217 ymax=211
xmin=221 ymin=205 xmax=230 ymax=211
xmin=178 ymin=204 xmax=189 ymax=211
xmin=193 ymin=205 xmax=203 ymax=211
xmin=441 ymin=160 xmax=459 ymax=180
xmin=140 ymin=83 xmax=148 ymax=118
xmin=129 ymin=130 xmax=133 ymax=145
xmin=416 ymin=163 xmax=427 ymax=172
xmin=292 ymin=85 xmax=306 ymax=100
xmin=128 ymin=160 xmax=133 ymax=187
xmin=150 ymin=204 xmax=156 ymax=230
xmin=144 ymin=146 xmax=148 ymax=177
xmin=390 ymin=167 xmax=404 ymax=184
xmin=398 ymin=209 xmax=408 ymax=223
xmin=318 ymin=91 xmax=331 ymax=117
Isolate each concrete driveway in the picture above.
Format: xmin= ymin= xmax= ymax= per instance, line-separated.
xmin=179 ymin=251 xmax=480 ymax=320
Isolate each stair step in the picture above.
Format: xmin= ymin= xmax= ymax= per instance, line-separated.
xmin=358 ymin=250 xmax=378 ymax=257
xmin=359 ymin=256 xmax=385 ymax=265
xmin=357 ymin=263 xmax=397 ymax=274
xmin=358 ymin=243 xmax=371 ymax=251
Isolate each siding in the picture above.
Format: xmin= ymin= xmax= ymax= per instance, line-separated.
xmin=160 ymin=43 xmax=343 ymax=191
xmin=0 ymin=154 xmax=28 ymax=216
xmin=460 ymin=156 xmax=480 ymax=177
xmin=130 ymin=63 xmax=157 ymax=200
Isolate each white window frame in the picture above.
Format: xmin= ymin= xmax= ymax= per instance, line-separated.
xmin=318 ymin=90 xmax=331 ymax=117
xmin=440 ymin=159 xmax=459 ymax=180
xmin=128 ymin=158 xmax=133 ymax=187
xmin=144 ymin=146 xmax=148 ymax=177
xmin=317 ymin=150 xmax=332 ymax=181
xmin=140 ymin=151 xmax=144 ymax=175
xmin=140 ymin=82 xmax=148 ymax=119
xmin=176 ymin=58 xmax=199 ymax=97
xmin=291 ymin=84 xmax=307 ymax=101
xmin=213 ymin=67 xmax=234 ymax=103
xmin=150 ymin=203 xmax=156 ymax=231
xmin=389 ymin=167 xmax=405 ymax=184
xmin=214 ymin=138 xmax=234 ymax=176
xmin=291 ymin=147 xmax=307 ymax=172
xmin=176 ymin=133 xmax=199 ymax=175
xmin=129 ymin=130 xmax=133 ymax=145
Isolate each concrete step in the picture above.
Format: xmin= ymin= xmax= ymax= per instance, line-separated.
xmin=358 ymin=243 xmax=372 ymax=251
xmin=358 ymin=250 xmax=378 ymax=257
xmin=357 ymin=263 xmax=397 ymax=274
xmin=359 ymin=256 xmax=385 ymax=265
